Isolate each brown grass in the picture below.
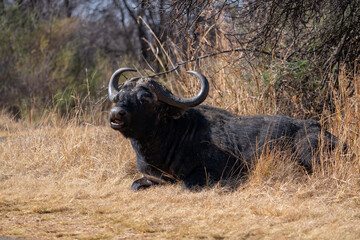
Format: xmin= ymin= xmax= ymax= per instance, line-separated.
xmin=1 ymin=66 xmax=360 ymax=239
xmin=1 ymin=15 xmax=360 ymax=239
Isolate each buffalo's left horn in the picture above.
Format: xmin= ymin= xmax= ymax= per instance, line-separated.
xmin=152 ymin=71 xmax=209 ymax=109
xmin=108 ymin=67 xmax=137 ymax=102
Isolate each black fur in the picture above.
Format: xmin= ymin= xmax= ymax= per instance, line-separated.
xmin=110 ymin=78 xmax=338 ymax=190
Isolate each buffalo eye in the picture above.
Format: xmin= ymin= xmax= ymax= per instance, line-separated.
xmin=140 ymin=98 xmax=150 ymax=104
xmin=138 ymin=92 xmax=153 ymax=104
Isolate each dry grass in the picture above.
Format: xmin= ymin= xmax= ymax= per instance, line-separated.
xmin=0 ymin=123 xmax=360 ymax=240
xmin=1 ymin=67 xmax=360 ymax=239
xmin=1 ymin=15 xmax=360 ymax=239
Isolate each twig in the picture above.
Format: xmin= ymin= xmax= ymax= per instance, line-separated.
xmin=147 ymin=47 xmax=273 ymax=78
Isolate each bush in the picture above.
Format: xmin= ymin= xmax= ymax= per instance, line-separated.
xmin=0 ymin=5 xmax=111 ymax=120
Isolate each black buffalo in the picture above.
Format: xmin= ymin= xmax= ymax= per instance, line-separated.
xmin=108 ymin=68 xmax=339 ymax=190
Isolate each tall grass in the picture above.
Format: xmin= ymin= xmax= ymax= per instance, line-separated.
xmin=1 ymin=59 xmax=359 ymax=239
xmin=1 ymin=10 xmax=360 ymax=240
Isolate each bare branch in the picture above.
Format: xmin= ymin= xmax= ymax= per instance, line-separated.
xmin=147 ymin=47 xmax=273 ymax=78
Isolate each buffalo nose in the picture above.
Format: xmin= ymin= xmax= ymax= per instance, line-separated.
xmin=110 ymin=107 xmax=127 ymax=119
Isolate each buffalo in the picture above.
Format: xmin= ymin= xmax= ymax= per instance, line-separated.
xmin=108 ymin=68 xmax=339 ymax=191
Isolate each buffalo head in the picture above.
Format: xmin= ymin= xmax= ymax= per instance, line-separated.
xmin=108 ymin=68 xmax=209 ymax=139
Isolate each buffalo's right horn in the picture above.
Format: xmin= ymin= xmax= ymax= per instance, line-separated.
xmin=152 ymin=71 xmax=209 ymax=109
xmin=108 ymin=67 xmax=137 ymax=102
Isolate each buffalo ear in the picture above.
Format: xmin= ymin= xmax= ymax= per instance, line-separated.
xmin=166 ymin=106 xmax=185 ymax=119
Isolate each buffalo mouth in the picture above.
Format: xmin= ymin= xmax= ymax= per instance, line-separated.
xmin=110 ymin=118 xmax=125 ymax=130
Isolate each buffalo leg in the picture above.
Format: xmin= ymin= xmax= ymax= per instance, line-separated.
xmin=182 ymin=168 xmax=214 ymax=191
xmin=295 ymin=132 xmax=320 ymax=172
xmin=131 ymin=177 xmax=158 ymax=191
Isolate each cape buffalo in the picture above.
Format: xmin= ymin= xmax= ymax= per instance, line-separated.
xmin=108 ymin=68 xmax=339 ymax=190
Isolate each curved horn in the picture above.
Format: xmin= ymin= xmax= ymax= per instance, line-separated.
xmin=108 ymin=67 xmax=137 ymax=102
xmin=152 ymin=71 xmax=209 ymax=109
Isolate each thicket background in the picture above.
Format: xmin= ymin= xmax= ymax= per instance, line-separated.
xmin=1 ymin=0 xmax=359 ymax=121
xmin=1 ymin=1 xmax=360 ymax=238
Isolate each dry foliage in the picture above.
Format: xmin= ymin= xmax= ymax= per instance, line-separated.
xmin=1 ymin=65 xmax=360 ymax=239
xmin=1 ymin=1 xmax=360 ymax=239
